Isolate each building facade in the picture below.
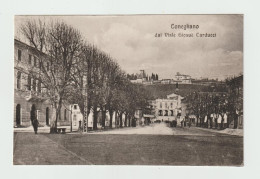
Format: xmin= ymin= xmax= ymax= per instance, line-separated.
xmin=153 ymin=93 xmax=182 ymax=122
xmin=14 ymin=39 xmax=70 ymax=127
xmin=175 ymin=72 xmax=192 ymax=84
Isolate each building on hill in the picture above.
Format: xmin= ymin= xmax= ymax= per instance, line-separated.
xmin=142 ymin=81 xmax=153 ymax=85
xmin=14 ymin=39 xmax=70 ymax=127
xmin=161 ymin=79 xmax=171 ymax=84
xmin=130 ymin=78 xmax=143 ymax=84
xmin=191 ymin=78 xmax=221 ymax=86
xmin=130 ymin=70 xmax=161 ymax=85
xmin=130 ymin=70 xmax=147 ymax=84
xmin=175 ymin=72 xmax=192 ymax=84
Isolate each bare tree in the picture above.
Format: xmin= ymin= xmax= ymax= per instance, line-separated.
xmin=20 ymin=18 xmax=152 ymax=132
xmin=20 ymin=19 xmax=83 ymax=133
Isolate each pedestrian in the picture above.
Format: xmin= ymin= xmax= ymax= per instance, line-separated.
xmin=196 ymin=115 xmax=199 ymax=127
xmin=217 ymin=113 xmax=222 ymax=130
xmin=210 ymin=113 xmax=214 ymax=129
xmin=214 ymin=113 xmax=218 ymax=129
xmin=180 ymin=116 xmax=184 ymax=128
xmin=204 ymin=115 xmax=208 ymax=128
xmin=221 ymin=112 xmax=224 ymax=129
xmin=223 ymin=112 xmax=228 ymax=129
xmin=188 ymin=116 xmax=191 ymax=128
xmin=200 ymin=115 xmax=203 ymax=127
xmin=141 ymin=117 xmax=145 ymax=127
xmin=184 ymin=115 xmax=187 ymax=127
xmin=185 ymin=115 xmax=190 ymax=128
xmin=234 ymin=109 xmax=239 ymax=129
xmin=32 ymin=119 xmax=39 ymax=134
xmin=200 ymin=115 xmax=202 ymax=127
xmin=207 ymin=114 xmax=211 ymax=129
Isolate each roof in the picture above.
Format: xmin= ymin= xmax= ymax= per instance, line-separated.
xmin=167 ymin=93 xmax=178 ymax=98
xmin=175 ymin=74 xmax=191 ymax=77
xmin=15 ymin=39 xmax=48 ymax=58
xmin=167 ymin=93 xmax=184 ymax=99
xmin=143 ymin=114 xmax=155 ymax=118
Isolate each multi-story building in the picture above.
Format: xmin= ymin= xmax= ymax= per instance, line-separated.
xmin=175 ymin=72 xmax=192 ymax=84
xmin=130 ymin=70 xmax=147 ymax=84
xmin=14 ymin=39 xmax=70 ymax=127
xmin=153 ymin=93 xmax=183 ymax=122
xmin=161 ymin=79 xmax=171 ymax=84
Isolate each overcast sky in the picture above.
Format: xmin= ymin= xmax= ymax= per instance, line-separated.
xmin=15 ymin=15 xmax=243 ymax=80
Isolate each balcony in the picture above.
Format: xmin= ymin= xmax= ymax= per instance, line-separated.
xmin=24 ymin=90 xmax=45 ymax=102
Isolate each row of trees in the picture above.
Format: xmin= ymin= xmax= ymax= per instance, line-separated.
xmin=185 ymin=75 xmax=243 ymax=122
xmin=127 ymin=72 xmax=159 ymax=81
xmin=20 ymin=19 xmax=150 ymax=132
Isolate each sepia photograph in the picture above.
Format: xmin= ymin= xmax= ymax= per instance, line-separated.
xmin=13 ymin=15 xmax=243 ymax=165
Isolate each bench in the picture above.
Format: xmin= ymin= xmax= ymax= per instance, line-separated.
xmin=57 ymin=127 xmax=66 ymax=134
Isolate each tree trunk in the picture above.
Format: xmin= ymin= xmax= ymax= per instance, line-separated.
xmin=93 ymin=105 xmax=98 ymax=130
xmin=109 ymin=110 xmax=113 ymax=128
xmin=50 ymin=97 xmax=63 ymax=133
xmin=125 ymin=113 xmax=128 ymax=127
xmin=196 ymin=114 xmax=199 ymax=127
xmin=50 ymin=106 xmax=57 ymax=133
xmin=128 ymin=115 xmax=131 ymax=127
xmin=115 ymin=112 xmax=119 ymax=128
xmin=119 ymin=113 xmax=123 ymax=128
xmin=101 ymin=106 xmax=106 ymax=128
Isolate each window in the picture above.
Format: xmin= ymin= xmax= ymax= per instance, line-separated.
xmin=32 ymin=79 xmax=36 ymax=91
xmin=17 ymin=71 xmax=21 ymax=89
xmin=39 ymin=61 xmax=42 ymax=70
xmin=34 ymin=56 xmax=37 ymax=67
xmin=59 ymin=110 xmax=61 ymax=120
xmin=74 ymin=105 xmax=77 ymax=110
xmin=18 ymin=50 xmax=22 ymax=61
xmin=37 ymin=80 xmax=41 ymax=93
xmin=164 ymin=110 xmax=168 ymax=116
xmin=160 ymin=102 xmax=162 ymax=108
xmin=170 ymin=103 xmax=173 ymax=108
xmin=159 ymin=110 xmax=163 ymax=116
xmin=165 ymin=102 xmax=168 ymax=108
xmin=46 ymin=62 xmax=49 ymax=71
xmin=28 ymin=54 xmax=32 ymax=65
xmin=27 ymin=75 xmax=31 ymax=90
xmin=64 ymin=109 xmax=67 ymax=120
xmin=73 ymin=115 xmax=77 ymax=126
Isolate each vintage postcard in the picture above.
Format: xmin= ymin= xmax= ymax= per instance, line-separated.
xmin=13 ymin=15 xmax=243 ymax=165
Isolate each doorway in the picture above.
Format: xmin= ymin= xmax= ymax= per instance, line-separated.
xmin=46 ymin=107 xmax=49 ymax=125
xmin=30 ymin=104 xmax=36 ymax=124
xmin=16 ymin=104 xmax=21 ymax=125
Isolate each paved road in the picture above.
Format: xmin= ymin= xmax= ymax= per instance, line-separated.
xmin=13 ymin=124 xmax=243 ymax=165
xmin=91 ymin=123 xmax=218 ymax=136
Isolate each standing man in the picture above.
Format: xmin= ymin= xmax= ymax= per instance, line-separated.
xmin=188 ymin=115 xmax=191 ymax=128
xmin=204 ymin=114 xmax=208 ymax=128
xmin=217 ymin=113 xmax=222 ymax=130
xmin=234 ymin=109 xmax=239 ymax=129
xmin=32 ymin=119 xmax=39 ymax=134
xmin=214 ymin=113 xmax=218 ymax=129
xmin=180 ymin=116 xmax=184 ymax=128
xmin=30 ymin=108 xmax=36 ymax=124
xmin=210 ymin=113 xmax=214 ymax=129
xmin=223 ymin=112 xmax=228 ymax=129
xmin=141 ymin=117 xmax=145 ymax=127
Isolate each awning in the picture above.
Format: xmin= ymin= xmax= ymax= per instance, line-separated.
xmin=143 ymin=114 xmax=155 ymax=118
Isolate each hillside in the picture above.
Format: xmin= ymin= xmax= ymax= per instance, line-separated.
xmin=143 ymin=83 xmax=227 ymax=99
